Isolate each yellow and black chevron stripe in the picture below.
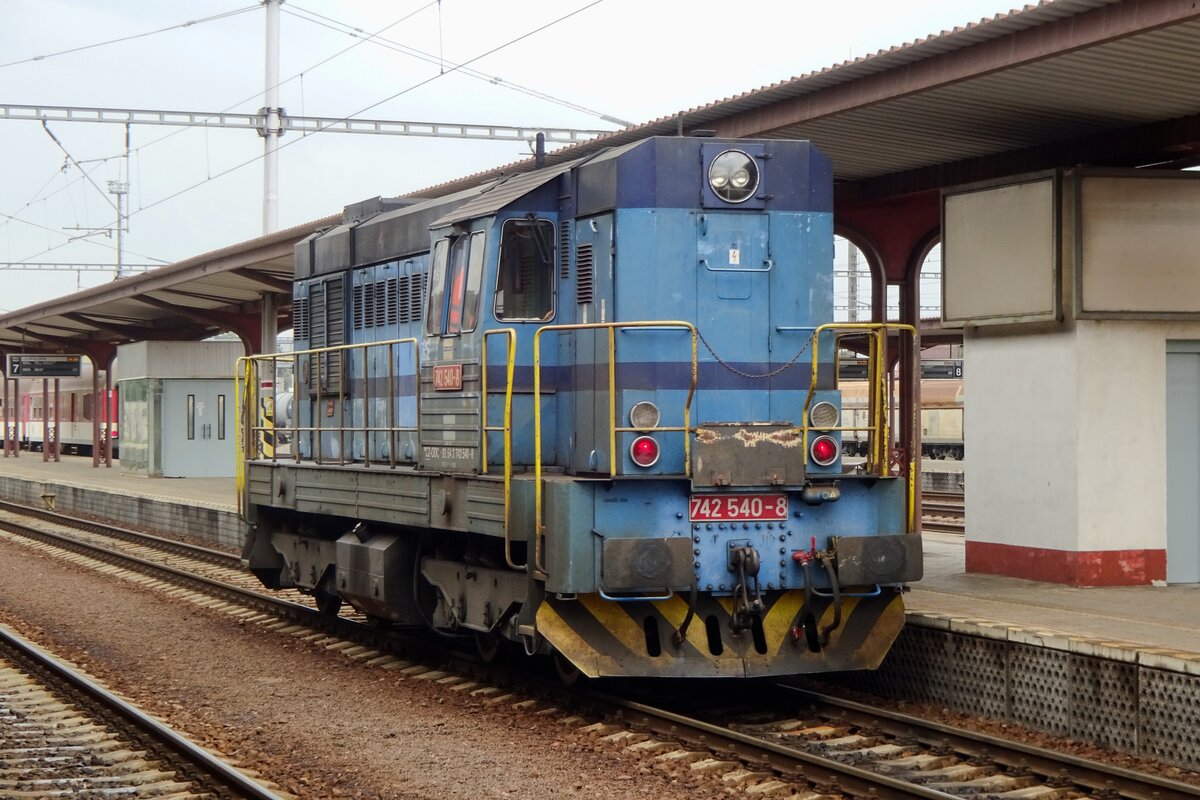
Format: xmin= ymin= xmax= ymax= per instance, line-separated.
xmin=536 ymin=590 xmax=906 ymax=678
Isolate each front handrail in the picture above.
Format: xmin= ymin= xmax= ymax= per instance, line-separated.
xmin=532 ymin=320 xmax=698 ymax=573
xmin=802 ymin=322 xmax=920 ymax=530
xmin=481 ymin=328 xmax=519 ymax=569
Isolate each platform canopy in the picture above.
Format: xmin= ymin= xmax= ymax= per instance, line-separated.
xmin=0 ymin=215 xmax=334 ymax=361
xmin=1 ymin=0 xmax=1196 ymax=356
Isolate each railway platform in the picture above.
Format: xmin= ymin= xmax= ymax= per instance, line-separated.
xmin=0 ymin=454 xmax=240 ymax=547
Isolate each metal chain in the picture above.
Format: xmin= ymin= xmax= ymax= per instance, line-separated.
xmin=696 ymin=327 xmax=816 ymax=380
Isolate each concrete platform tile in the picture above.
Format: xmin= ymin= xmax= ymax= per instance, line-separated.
xmin=905 ymin=612 xmax=953 ymax=631
xmin=1067 ymin=637 xmax=1139 ymax=664
xmin=1138 ymin=650 xmax=1200 ymax=676
xmin=946 ymin=616 xmax=1010 ymax=641
xmin=1005 ymin=628 xmax=1072 ymax=652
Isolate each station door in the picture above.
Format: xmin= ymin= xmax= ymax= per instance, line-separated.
xmin=162 ymin=380 xmax=232 ymax=478
xmin=1166 ymin=344 xmax=1200 ymax=583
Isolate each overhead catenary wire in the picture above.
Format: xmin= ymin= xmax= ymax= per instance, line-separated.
xmin=127 ymin=1 xmax=608 ymax=222
xmin=284 ymin=3 xmax=632 ymax=127
xmin=133 ymin=1 xmax=439 ymax=154
xmin=0 ymin=6 xmax=260 ymax=70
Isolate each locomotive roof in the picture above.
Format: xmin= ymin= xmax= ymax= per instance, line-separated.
xmin=429 ymin=159 xmax=581 ymax=229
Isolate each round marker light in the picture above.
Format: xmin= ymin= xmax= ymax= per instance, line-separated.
xmin=810 ymin=435 xmax=839 ymax=467
xmin=629 ymin=401 xmax=661 ymax=430
xmin=809 ymin=401 xmax=839 ymax=429
xmin=707 ymin=150 xmax=759 ymax=203
xmin=630 ymin=435 xmax=660 ymax=468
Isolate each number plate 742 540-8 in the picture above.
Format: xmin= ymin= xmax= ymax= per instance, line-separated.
xmin=688 ymin=494 xmax=787 ymax=522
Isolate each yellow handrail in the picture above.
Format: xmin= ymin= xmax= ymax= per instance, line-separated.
xmin=802 ymin=322 xmax=920 ymax=531
xmin=481 ymin=328 xmax=519 ymax=569
xmin=237 ymin=338 xmax=420 ymax=469
xmin=532 ymin=320 xmax=698 ymax=573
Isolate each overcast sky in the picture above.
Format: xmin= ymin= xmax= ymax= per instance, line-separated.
xmin=0 ymin=0 xmax=1010 ymax=311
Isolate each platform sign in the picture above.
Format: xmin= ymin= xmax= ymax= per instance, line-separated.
xmin=6 ymin=354 xmax=82 ymax=377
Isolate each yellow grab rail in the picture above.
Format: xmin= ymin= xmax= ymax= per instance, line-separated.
xmin=237 ymin=338 xmax=420 ymax=471
xmin=481 ymin=328 xmax=519 ymax=569
xmin=802 ymin=322 xmax=920 ymax=531
xmin=532 ymin=320 xmax=698 ymax=573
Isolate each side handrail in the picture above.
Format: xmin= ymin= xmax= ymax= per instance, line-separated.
xmin=532 ymin=320 xmax=698 ymax=574
xmin=481 ymin=328 xmax=519 ymax=569
xmin=237 ymin=338 xmax=420 ymax=471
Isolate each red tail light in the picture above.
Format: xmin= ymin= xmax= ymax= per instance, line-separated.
xmin=630 ymin=435 xmax=660 ymax=468
xmin=810 ymin=435 xmax=839 ymax=466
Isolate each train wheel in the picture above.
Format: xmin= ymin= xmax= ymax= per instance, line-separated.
xmin=552 ymin=651 xmax=583 ymax=686
xmin=475 ymin=631 xmax=503 ymax=663
xmin=314 ymin=588 xmax=342 ymax=617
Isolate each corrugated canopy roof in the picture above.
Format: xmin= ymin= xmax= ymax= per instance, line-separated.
xmin=3 ymin=0 xmax=1198 ymax=358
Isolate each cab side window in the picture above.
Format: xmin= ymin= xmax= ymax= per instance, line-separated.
xmin=427 ymin=232 xmax=486 ymax=336
xmin=494 ymin=219 xmax=555 ymax=321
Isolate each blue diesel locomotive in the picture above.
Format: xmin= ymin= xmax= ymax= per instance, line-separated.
xmin=238 ymin=136 xmax=922 ymax=679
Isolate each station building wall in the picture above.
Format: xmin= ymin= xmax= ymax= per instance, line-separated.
xmin=966 ymin=319 xmax=1200 ymax=585
xmin=947 ymin=168 xmax=1200 ymax=586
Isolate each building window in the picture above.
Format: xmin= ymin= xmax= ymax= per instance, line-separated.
xmin=217 ymin=394 xmax=226 ymax=440
xmin=187 ymin=394 xmax=195 ymax=440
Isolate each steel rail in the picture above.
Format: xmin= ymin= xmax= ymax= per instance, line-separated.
xmin=0 ymin=497 xmax=241 ymax=567
xmin=587 ymin=688 xmax=963 ymax=800
xmin=0 ymin=624 xmax=285 ymax=800
xmin=779 ymin=686 xmax=1200 ymax=800
xmin=0 ymin=513 xmax=316 ymax=622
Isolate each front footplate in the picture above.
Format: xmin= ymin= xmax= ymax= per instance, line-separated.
xmin=535 ymin=589 xmax=906 ymax=678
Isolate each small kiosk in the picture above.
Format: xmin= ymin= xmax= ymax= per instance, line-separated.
xmin=117 ymin=341 xmax=242 ymax=478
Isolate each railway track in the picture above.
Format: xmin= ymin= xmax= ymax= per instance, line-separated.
xmin=922 ymin=491 xmax=964 ymax=533
xmin=0 ymin=624 xmax=285 ymax=799
xmin=1 ymin=498 xmax=1196 ymax=799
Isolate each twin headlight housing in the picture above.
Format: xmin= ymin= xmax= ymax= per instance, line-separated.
xmin=707 ymin=149 xmax=759 ymax=204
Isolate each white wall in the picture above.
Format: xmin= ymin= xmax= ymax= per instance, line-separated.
xmin=967 ymin=319 xmax=1200 ymax=555
xmin=965 ymin=328 xmax=1079 ymax=550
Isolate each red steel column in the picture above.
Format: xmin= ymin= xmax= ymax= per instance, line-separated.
xmin=12 ymin=379 xmax=19 ymax=458
xmin=92 ymin=362 xmax=101 ymax=468
xmin=52 ymin=378 xmax=60 ymax=462
xmin=41 ymin=379 xmax=48 ymax=463
xmin=104 ymin=368 xmax=113 ymax=468
xmin=2 ymin=374 xmax=9 ymax=457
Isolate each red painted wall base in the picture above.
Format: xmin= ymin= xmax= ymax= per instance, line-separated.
xmin=965 ymin=541 xmax=1166 ymax=586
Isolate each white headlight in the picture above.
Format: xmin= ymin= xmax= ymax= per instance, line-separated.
xmin=810 ymin=401 xmax=839 ymax=428
xmin=629 ymin=401 xmax=660 ymax=430
xmin=708 ymin=150 xmax=759 ymax=203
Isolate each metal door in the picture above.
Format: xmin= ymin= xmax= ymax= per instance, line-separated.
xmin=572 ymin=215 xmax=614 ymax=473
xmin=162 ymin=380 xmax=232 ymax=478
xmin=1166 ymin=344 xmax=1200 ymax=583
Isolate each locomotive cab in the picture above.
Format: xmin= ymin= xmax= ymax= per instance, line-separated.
xmin=239 ymin=137 xmax=922 ymax=679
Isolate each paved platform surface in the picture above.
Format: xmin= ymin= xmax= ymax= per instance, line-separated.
xmin=1 ymin=455 xmax=1194 ymax=660
xmin=912 ymin=532 xmax=1200 ymax=657
xmin=0 ymin=453 xmax=236 ymax=510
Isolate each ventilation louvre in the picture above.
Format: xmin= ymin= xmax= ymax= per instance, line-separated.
xmin=560 ymin=221 xmax=571 ymax=279
xmin=386 ymin=278 xmax=399 ymax=326
xmin=576 ymin=243 xmax=593 ymax=304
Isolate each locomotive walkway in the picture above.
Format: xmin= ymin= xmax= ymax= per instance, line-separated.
xmin=1 ymin=454 xmax=1197 ymax=658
